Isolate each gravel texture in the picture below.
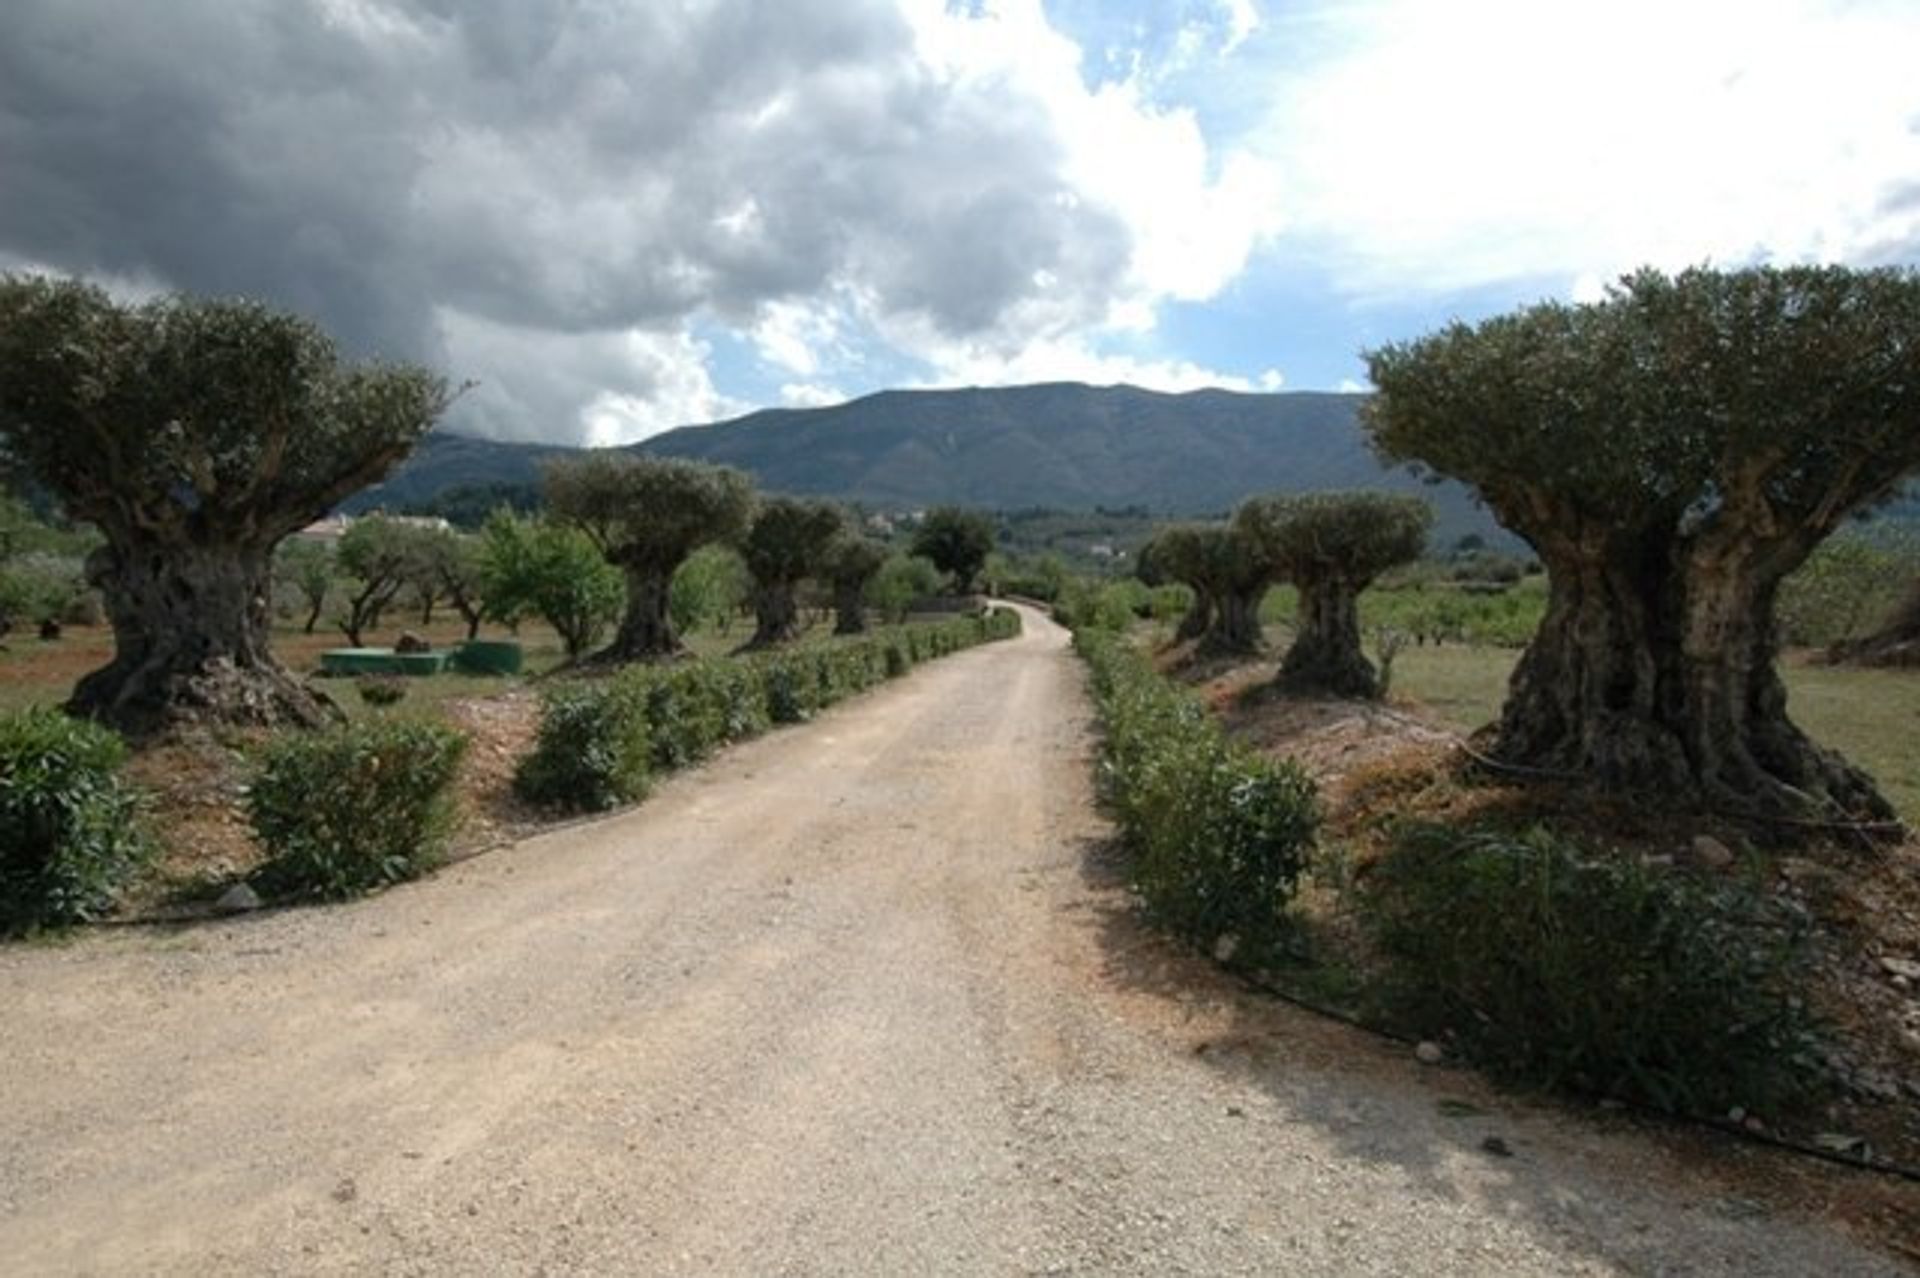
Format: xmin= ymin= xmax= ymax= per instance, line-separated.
xmin=0 ymin=606 xmax=1908 ymax=1274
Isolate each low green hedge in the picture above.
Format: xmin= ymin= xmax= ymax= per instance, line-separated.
xmin=1075 ymin=628 xmax=1319 ymax=956
xmin=1355 ymin=823 xmax=1820 ymax=1113
xmin=516 ymin=610 xmax=1022 ymax=813
xmin=249 ymin=718 xmax=470 ymax=900
xmin=0 ymin=708 xmax=150 ymax=934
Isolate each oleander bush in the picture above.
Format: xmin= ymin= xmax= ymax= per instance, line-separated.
xmin=1076 ymin=628 xmax=1319 ymax=955
xmin=250 ymin=718 xmax=469 ymax=900
xmin=1355 ymin=822 xmax=1820 ymax=1113
xmin=514 ymin=611 xmax=1021 ymax=813
xmin=0 ymin=708 xmax=150 ymax=933
xmin=513 ymin=680 xmax=652 ymax=813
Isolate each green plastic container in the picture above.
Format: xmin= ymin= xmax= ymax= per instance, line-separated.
xmin=392 ymin=651 xmax=452 ymax=677
xmin=321 ymin=648 xmax=402 ymax=676
xmin=453 ymin=639 xmax=524 ymax=675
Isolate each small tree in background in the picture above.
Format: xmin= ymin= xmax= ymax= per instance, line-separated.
xmin=334 ymin=516 xmax=424 ymax=647
xmin=669 ymin=544 xmax=751 ymax=638
xmin=1144 ymin=523 xmax=1271 ymax=657
xmin=1237 ymin=491 xmax=1430 ymax=698
xmin=1366 ymin=265 xmax=1920 ymax=820
xmin=823 ymin=532 xmax=888 ymax=635
xmin=276 ymin=540 xmax=336 ymax=635
xmin=0 ymin=277 xmax=450 ymax=736
xmin=545 ymin=454 xmax=754 ymax=661
xmin=741 ymin=497 xmax=844 ymax=648
xmin=868 ymin=554 xmax=943 ymax=624
xmin=478 ymin=510 xmax=623 ymax=661
xmin=911 ymin=506 xmax=995 ymax=594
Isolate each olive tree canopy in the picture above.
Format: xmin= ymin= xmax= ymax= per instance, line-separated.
xmin=1364 ymin=265 xmax=1920 ymax=822
xmin=823 ymin=531 xmax=889 ymax=635
xmin=740 ymin=496 xmax=844 ymax=649
xmin=1237 ymin=491 xmax=1429 ymax=698
xmin=0 ymin=276 xmax=450 ymax=736
xmin=545 ymin=453 xmax=754 ymax=661
xmin=911 ymin=506 xmax=995 ymax=594
xmin=1142 ymin=522 xmax=1270 ymax=657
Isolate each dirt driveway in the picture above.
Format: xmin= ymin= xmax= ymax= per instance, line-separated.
xmin=1 ymin=606 xmax=1910 ymax=1274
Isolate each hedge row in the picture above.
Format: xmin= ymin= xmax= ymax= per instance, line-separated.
xmin=515 ymin=608 xmax=1023 ymax=813
xmin=0 ymin=708 xmax=151 ymax=935
xmin=1355 ymin=822 xmax=1820 ymax=1113
xmin=1074 ymin=627 xmax=1319 ymax=956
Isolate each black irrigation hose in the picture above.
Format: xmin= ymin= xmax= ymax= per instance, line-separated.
xmin=1219 ymin=961 xmax=1920 ymax=1187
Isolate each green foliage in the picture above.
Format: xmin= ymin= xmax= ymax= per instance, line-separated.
xmin=250 ymin=718 xmax=469 ymax=900
xmin=513 ymin=681 xmax=653 ymax=814
xmin=333 ymin=515 xmax=431 ymax=643
xmin=867 ymin=553 xmax=943 ymax=623
xmin=0 ymin=708 xmax=149 ymax=933
xmin=0 ymin=552 xmax=86 ymax=627
xmin=515 ymin=612 xmax=1022 ymax=812
xmin=1356 ymin=823 xmax=1820 ymax=1113
xmin=545 ymin=453 xmax=755 ymax=578
xmin=1053 ymin=578 xmax=1149 ymax=632
xmin=479 ymin=510 xmax=624 ymax=658
xmin=670 ymin=544 xmax=750 ymax=636
xmin=1235 ymin=490 xmax=1431 ymax=589
xmin=911 ymin=506 xmax=996 ymax=592
xmin=0 ymin=276 xmax=449 ymax=551
xmin=1777 ymin=528 xmax=1916 ymax=648
xmin=356 ymin=675 xmax=408 ymax=707
xmin=1075 ymin=629 xmax=1319 ymax=955
xmin=275 ymin=538 xmax=336 ymax=632
xmin=743 ymin=497 xmax=843 ymax=589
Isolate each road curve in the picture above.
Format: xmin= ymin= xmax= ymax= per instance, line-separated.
xmin=0 ymin=605 xmax=1906 ymax=1274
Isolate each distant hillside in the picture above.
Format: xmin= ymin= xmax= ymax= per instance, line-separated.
xmin=350 ymin=383 xmax=1501 ymax=542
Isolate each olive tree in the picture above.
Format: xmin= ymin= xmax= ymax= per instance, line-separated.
xmin=911 ymin=506 xmax=995 ymax=593
xmin=1138 ymin=526 xmax=1211 ymax=643
xmin=823 ymin=532 xmax=888 ymax=635
xmin=1237 ymin=491 xmax=1430 ymax=698
xmin=545 ymin=454 xmax=754 ymax=661
xmin=0 ymin=277 xmax=450 ymax=736
xmin=1365 ymin=265 xmax=1920 ymax=820
xmin=333 ymin=516 xmax=426 ymax=647
xmin=1141 ymin=523 xmax=1270 ymax=657
xmin=741 ymin=497 xmax=844 ymax=648
xmin=275 ymin=539 xmax=336 ymax=635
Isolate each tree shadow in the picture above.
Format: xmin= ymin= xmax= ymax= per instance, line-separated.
xmin=1064 ymin=833 xmax=1918 ymax=1272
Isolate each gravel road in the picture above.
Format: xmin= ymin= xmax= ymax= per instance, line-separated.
xmin=1 ymin=606 xmax=1909 ymax=1274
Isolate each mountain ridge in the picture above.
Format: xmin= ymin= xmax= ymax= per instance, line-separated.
xmin=351 ymin=382 xmax=1498 ymax=541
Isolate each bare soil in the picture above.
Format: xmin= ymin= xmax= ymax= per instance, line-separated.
xmin=2 ymin=608 xmax=1914 ymax=1273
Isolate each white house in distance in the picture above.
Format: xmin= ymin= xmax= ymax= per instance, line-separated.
xmin=291 ymin=513 xmax=451 ymax=544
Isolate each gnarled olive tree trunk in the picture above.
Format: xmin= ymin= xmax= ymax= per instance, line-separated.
xmin=1197 ymin=587 xmax=1265 ymax=658
xmin=1173 ymin=590 xmax=1213 ymax=644
xmin=832 ymin=580 xmax=868 ymax=635
xmin=595 ymin=568 xmax=678 ymax=662
xmin=69 ymin=542 xmax=337 ymax=738
xmin=745 ymin=580 xmax=803 ymax=649
xmin=1494 ymin=527 xmax=1891 ymax=820
xmin=1276 ymin=579 xmax=1377 ymax=698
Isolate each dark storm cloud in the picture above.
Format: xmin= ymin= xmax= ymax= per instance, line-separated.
xmin=0 ymin=0 xmax=1135 ymax=440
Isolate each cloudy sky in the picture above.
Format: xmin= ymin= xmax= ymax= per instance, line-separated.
xmin=4 ymin=0 xmax=1917 ymax=445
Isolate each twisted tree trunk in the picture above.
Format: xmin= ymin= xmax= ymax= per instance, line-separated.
xmin=1197 ymin=587 xmax=1264 ymax=658
xmin=1174 ymin=590 xmax=1213 ymax=644
xmin=69 ymin=541 xmax=337 ymax=739
xmin=1492 ymin=529 xmax=1891 ymax=820
xmin=594 ymin=567 xmax=678 ymax=662
xmin=832 ymin=580 xmax=868 ymax=635
xmin=745 ymin=580 xmax=803 ymax=649
xmin=1276 ymin=578 xmax=1377 ymax=698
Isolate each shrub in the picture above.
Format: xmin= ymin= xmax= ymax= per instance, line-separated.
xmin=1077 ymin=629 xmax=1319 ymax=955
xmin=0 ymin=708 xmax=149 ymax=933
xmin=250 ymin=718 xmax=469 ymax=899
xmin=1355 ymin=823 xmax=1819 ymax=1113
xmin=513 ymin=681 xmax=651 ymax=813
xmin=356 ymin=675 xmax=408 ymax=707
